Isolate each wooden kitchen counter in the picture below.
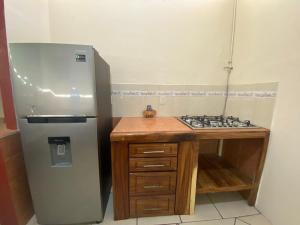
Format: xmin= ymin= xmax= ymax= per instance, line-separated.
xmin=111 ymin=117 xmax=196 ymax=142
xmin=110 ymin=117 xmax=270 ymax=220
xmin=111 ymin=117 xmax=270 ymax=140
xmin=193 ymin=127 xmax=269 ymax=139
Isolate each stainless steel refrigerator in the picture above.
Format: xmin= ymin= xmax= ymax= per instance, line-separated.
xmin=9 ymin=43 xmax=112 ymax=225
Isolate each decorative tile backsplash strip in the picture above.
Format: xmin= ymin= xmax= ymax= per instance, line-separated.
xmin=225 ymin=82 xmax=278 ymax=129
xmin=229 ymin=91 xmax=277 ymax=98
xmin=111 ymin=83 xmax=278 ymax=121
xmin=111 ymin=90 xmax=277 ymax=98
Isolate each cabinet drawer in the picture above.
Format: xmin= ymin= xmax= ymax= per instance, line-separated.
xmin=130 ymin=172 xmax=176 ymax=196
xmin=129 ymin=143 xmax=178 ymax=158
xmin=129 ymin=157 xmax=177 ymax=172
xmin=130 ymin=195 xmax=175 ymax=217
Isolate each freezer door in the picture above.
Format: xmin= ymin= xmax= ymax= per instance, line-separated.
xmin=9 ymin=43 xmax=97 ymax=117
xmin=19 ymin=118 xmax=103 ymax=225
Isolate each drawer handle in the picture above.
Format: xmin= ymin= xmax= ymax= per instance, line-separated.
xmin=144 ymin=208 xmax=162 ymax=211
xmin=143 ymin=185 xmax=163 ymax=189
xmin=143 ymin=150 xmax=165 ymax=154
xmin=143 ymin=164 xmax=165 ymax=168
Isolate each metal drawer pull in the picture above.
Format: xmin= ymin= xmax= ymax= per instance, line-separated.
xmin=143 ymin=150 xmax=165 ymax=154
xmin=144 ymin=208 xmax=162 ymax=211
xmin=143 ymin=164 xmax=165 ymax=168
xmin=143 ymin=185 xmax=163 ymax=189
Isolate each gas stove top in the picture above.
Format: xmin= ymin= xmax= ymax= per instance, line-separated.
xmin=179 ymin=115 xmax=257 ymax=129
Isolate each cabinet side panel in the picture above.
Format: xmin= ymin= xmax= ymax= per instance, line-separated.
xmin=175 ymin=141 xmax=199 ymax=214
xmin=222 ymin=136 xmax=269 ymax=205
xmin=111 ymin=142 xmax=129 ymax=219
xmin=247 ymin=135 xmax=270 ymax=205
xmin=223 ymin=139 xmax=263 ymax=180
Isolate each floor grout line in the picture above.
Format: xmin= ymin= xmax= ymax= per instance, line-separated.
xmin=207 ymin=194 xmax=224 ymax=219
xmin=254 ymin=207 xmax=262 ymax=214
xmin=237 ymin=218 xmax=251 ymax=225
xmin=136 ymin=217 xmax=181 ymax=225
xmin=235 ymin=212 xmax=260 ymax=219
xmin=180 ymin=218 xmax=232 ymax=224
xmin=179 ymin=215 xmax=183 ymax=223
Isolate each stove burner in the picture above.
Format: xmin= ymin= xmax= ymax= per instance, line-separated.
xmin=179 ymin=115 xmax=257 ymax=129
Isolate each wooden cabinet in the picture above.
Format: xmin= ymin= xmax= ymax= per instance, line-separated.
xmin=111 ymin=140 xmax=197 ymax=219
xmin=130 ymin=195 xmax=175 ymax=217
xmin=110 ymin=117 xmax=270 ymax=220
xmin=129 ymin=143 xmax=178 ymax=157
xmin=130 ymin=172 xmax=177 ymax=196
xmin=129 ymin=157 xmax=177 ymax=172
xmin=129 ymin=142 xmax=179 ymax=215
xmin=129 ymin=143 xmax=178 ymax=217
xmin=0 ymin=132 xmax=33 ymax=225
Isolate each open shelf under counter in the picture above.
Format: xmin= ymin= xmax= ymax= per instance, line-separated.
xmin=197 ymin=154 xmax=253 ymax=194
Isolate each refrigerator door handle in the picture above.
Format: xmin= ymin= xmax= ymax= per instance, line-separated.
xmin=26 ymin=116 xmax=89 ymax=123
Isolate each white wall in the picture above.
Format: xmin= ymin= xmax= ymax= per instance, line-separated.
xmin=3 ymin=0 xmax=236 ymax=117
xmin=229 ymin=1 xmax=283 ymax=85
xmin=259 ymin=77 xmax=300 ymax=225
xmin=47 ymin=0 xmax=236 ymax=116
xmin=2 ymin=0 xmax=50 ymax=120
xmin=48 ymin=0 xmax=234 ymax=85
xmin=4 ymin=0 xmax=50 ymax=42
xmin=229 ymin=1 xmax=300 ymax=224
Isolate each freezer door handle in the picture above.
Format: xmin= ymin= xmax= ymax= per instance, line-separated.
xmin=27 ymin=116 xmax=88 ymax=123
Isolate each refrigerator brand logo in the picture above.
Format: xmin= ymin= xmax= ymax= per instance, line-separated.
xmin=75 ymin=54 xmax=86 ymax=62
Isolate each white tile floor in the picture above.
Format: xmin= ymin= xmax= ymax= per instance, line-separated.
xmin=27 ymin=192 xmax=272 ymax=225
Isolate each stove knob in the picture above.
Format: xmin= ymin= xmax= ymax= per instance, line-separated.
xmin=245 ymin=120 xmax=251 ymax=126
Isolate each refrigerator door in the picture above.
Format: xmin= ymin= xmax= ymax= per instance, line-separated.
xmin=9 ymin=43 xmax=97 ymax=117
xmin=19 ymin=117 xmax=103 ymax=225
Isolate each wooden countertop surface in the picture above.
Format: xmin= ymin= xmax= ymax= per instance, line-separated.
xmin=111 ymin=117 xmax=195 ymax=142
xmin=110 ymin=117 xmax=270 ymax=141
xmin=112 ymin=117 xmax=192 ymax=133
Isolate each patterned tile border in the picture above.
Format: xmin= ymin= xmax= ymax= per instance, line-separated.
xmin=111 ymin=90 xmax=277 ymax=98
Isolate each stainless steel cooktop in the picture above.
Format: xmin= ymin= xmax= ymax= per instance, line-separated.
xmin=179 ymin=115 xmax=257 ymax=129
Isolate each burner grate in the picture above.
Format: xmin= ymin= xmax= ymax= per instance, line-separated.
xmin=178 ymin=115 xmax=257 ymax=129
